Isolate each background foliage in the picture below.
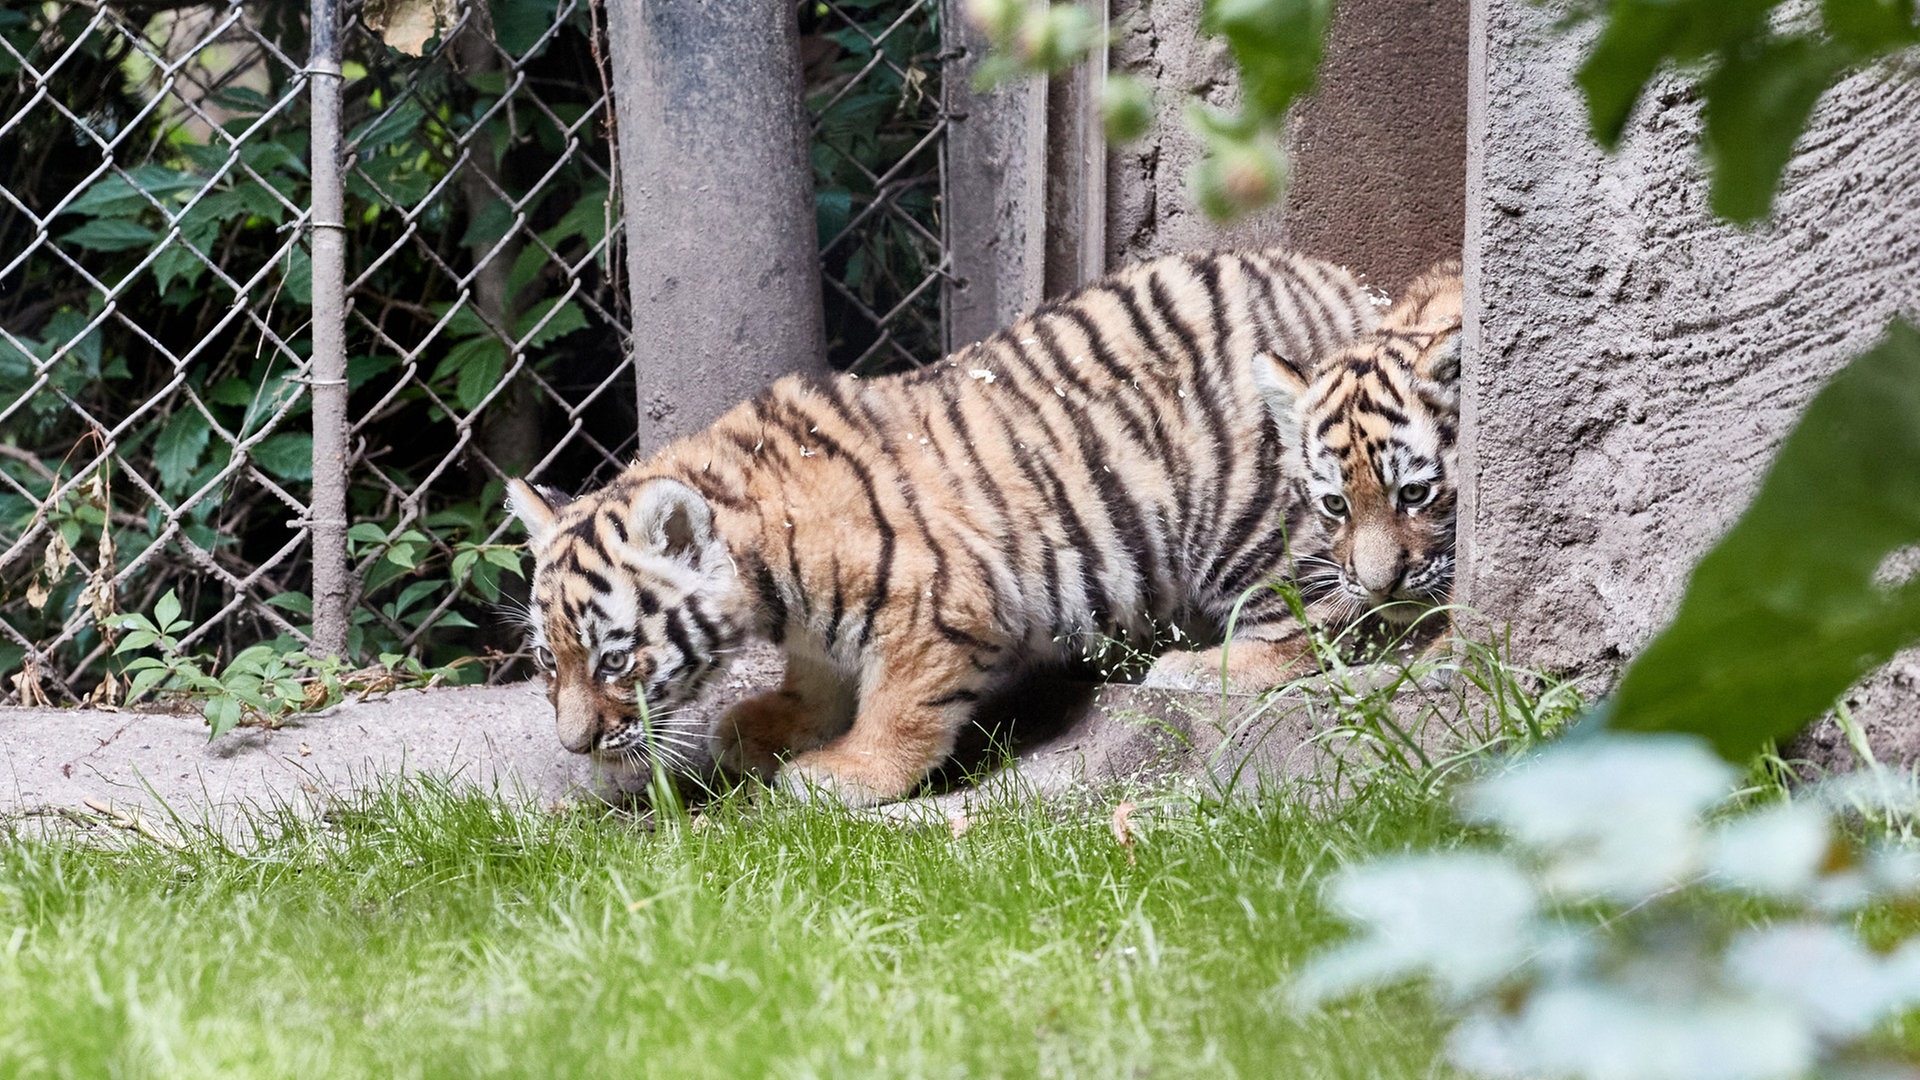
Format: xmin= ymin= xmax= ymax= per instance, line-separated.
xmin=0 ymin=0 xmax=947 ymax=708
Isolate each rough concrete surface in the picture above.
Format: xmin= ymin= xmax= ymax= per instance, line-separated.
xmin=1461 ymin=2 xmax=1920 ymax=765
xmin=1106 ymin=0 xmax=1467 ymax=291
xmin=1 ymin=642 xmax=1462 ymax=835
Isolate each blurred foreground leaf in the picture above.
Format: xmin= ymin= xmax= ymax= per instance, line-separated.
xmin=1572 ymin=0 xmax=1917 ymax=224
xmin=1609 ymin=321 xmax=1920 ymax=756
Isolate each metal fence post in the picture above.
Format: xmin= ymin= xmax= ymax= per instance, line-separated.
xmin=308 ymin=0 xmax=350 ymax=658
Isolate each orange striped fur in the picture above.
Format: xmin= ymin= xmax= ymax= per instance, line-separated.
xmin=510 ymin=249 xmax=1438 ymax=805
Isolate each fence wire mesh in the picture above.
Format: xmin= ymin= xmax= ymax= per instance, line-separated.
xmin=806 ymin=0 xmax=950 ymax=374
xmin=0 ymin=0 xmax=951 ymax=706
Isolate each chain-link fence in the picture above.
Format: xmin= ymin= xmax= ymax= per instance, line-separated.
xmin=0 ymin=0 xmax=951 ymax=705
xmin=806 ymin=0 xmax=948 ymax=374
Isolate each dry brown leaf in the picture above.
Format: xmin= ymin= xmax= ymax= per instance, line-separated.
xmin=299 ymin=742 xmax=313 ymax=757
xmin=363 ymin=0 xmax=455 ymax=57
xmin=1110 ymin=801 xmax=1137 ymax=865
xmin=42 ymin=531 xmax=74 ymax=580
xmin=10 ymin=659 xmax=50 ymax=707
xmin=85 ymin=669 xmax=120 ymax=709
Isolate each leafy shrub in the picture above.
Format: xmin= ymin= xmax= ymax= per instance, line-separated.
xmin=1297 ymin=733 xmax=1920 ymax=1080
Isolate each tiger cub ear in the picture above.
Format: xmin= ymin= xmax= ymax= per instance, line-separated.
xmin=507 ymin=478 xmax=571 ymax=547
xmin=1252 ymin=350 xmax=1314 ymax=457
xmin=633 ymin=478 xmax=716 ymax=563
xmin=1416 ymin=331 xmax=1462 ymax=387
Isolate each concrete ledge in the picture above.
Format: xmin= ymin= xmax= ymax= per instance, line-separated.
xmin=0 ymin=645 xmax=1464 ymax=834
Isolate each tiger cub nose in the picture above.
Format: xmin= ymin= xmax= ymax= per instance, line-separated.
xmin=1350 ymin=528 xmax=1405 ymax=596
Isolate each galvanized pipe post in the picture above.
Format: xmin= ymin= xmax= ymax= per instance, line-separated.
xmin=307 ymin=0 xmax=351 ymax=658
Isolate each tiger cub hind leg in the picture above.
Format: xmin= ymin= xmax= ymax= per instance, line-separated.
xmin=775 ymin=639 xmax=1015 ymax=807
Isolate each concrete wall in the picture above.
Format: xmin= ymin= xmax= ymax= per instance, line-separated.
xmin=1105 ymin=0 xmax=1467 ymax=292
xmin=1460 ymin=1 xmax=1920 ymax=759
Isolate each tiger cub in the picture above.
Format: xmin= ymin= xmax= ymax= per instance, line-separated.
xmin=509 ymin=250 xmax=1395 ymax=806
xmin=1147 ymin=259 xmax=1463 ymax=689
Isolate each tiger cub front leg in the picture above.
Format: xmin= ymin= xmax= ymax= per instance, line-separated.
xmin=1147 ymin=622 xmax=1318 ymax=694
xmin=778 ymin=640 xmax=1005 ymax=807
xmin=713 ymin=652 xmax=856 ymax=782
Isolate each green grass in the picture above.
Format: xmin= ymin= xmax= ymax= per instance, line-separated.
xmin=0 ymin=781 xmax=1470 ymax=1079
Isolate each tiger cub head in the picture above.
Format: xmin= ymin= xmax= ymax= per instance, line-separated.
xmin=1253 ymin=261 xmax=1462 ymax=627
xmin=507 ymin=477 xmax=747 ymax=768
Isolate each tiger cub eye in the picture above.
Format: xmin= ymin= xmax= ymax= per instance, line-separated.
xmin=598 ymin=649 xmax=634 ymax=680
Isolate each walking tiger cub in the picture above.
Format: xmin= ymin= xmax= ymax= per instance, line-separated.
xmin=508 ymin=250 xmax=1462 ymax=805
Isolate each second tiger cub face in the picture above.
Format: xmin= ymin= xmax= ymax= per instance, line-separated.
xmin=1256 ymin=262 xmax=1462 ymax=627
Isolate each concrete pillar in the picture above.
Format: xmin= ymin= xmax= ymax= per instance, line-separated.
xmin=608 ymin=0 xmax=828 ymax=453
xmin=943 ymin=10 xmax=1049 ymax=349
xmin=1460 ymin=0 xmax=1920 ymax=761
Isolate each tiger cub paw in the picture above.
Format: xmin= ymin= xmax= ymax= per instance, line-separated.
xmin=713 ymin=690 xmax=825 ymax=782
xmin=1142 ymin=647 xmax=1231 ymax=692
xmin=776 ymin=749 xmax=917 ymax=808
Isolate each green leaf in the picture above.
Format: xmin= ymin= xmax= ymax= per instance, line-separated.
xmin=1608 ymin=321 xmax=1920 ymax=758
xmin=115 ymin=629 xmax=159 ymax=654
xmin=466 ymin=557 xmax=502 ymax=602
xmin=206 ymin=378 xmax=255 ymax=406
xmin=433 ymin=336 xmax=506 ymax=412
xmin=815 ymin=188 xmax=852 ymax=246
xmin=1573 ymin=0 xmax=1776 ymax=150
xmin=348 ymin=353 xmax=401 ymax=391
xmin=1701 ymin=36 xmax=1848 ymax=224
xmin=63 ymin=166 xmax=201 ymax=217
xmin=482 ymin=546 xmax=525 ymax=576
xmin=61 ymin=218 xmax=159 ymax=252
xmin=1102 ymin=74 xmax=1155 ymax=143
xmin=517 ymin=298 xmax=586 ymax=349
xmin=152 ymin=408 xmax=212 ymax=492
xmin=150 ymin=208 xmax=221 ymax=296
xmin=250 ymin=432 xmax=313 ymax=481
xmin=234 ymin=179 xmax=293 ymax=224
xmin=265 ymin=591 xmax=313 ymax=614
xmin=1822 ymin=0 xmax=1920 ymax=54
xmin=349 ymin=98 xmax=425 ymax=153
xmin=239 ymin=137 xmax=309 ymax=179
xmin=389 ymin=578 xmax=444 ymax=618
xmin=282 ymin=246 xmax=313 ymax=305
xmin=1201 ymin=0 xmax=1334 ymax=124
xmin=126 ymin=664 xmax=173 ymax=703
xmin=205 ymin=694 xmax=242 ymax=740
xmin=347 ymin=522 xmax=390 ymax=546
xmin=489 ymin=0 xmax=556 ymax=57
xmin=537 ymin=183 xmax=611 ymax=248
xmin=154 ymin=590 xmax=182 ymax=633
